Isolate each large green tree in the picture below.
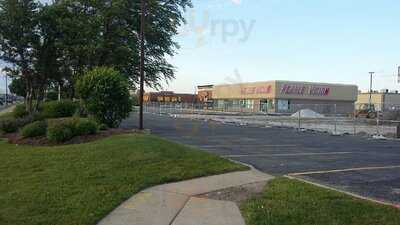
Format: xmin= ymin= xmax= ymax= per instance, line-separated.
xmin=52 ymin=0 xmax=192 ymax=89
xmin=0 ymin=0 xmax=40 ymax=111
xmin=0 ymin=0 xmax=63 ymax=111
xmin=137 ymin=0 xmax=192 ymax=89
xmin=0 ymin=0 xmax=192 ymax=112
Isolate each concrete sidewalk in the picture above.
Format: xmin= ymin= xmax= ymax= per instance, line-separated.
xmin=97 ymin=170 xmax=273 ymax=225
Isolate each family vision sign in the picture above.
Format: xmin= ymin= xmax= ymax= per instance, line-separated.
xmin=280 ymin=84 xmax=330 ymax=96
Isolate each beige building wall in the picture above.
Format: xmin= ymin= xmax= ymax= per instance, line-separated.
xmin=213 ymin=81 xmax=276 ymax=99
xmin=356 ymin=92 xmax=400 ymax=110
xmin=213 ymin=80 xmax=358 ymax=101
xmin=356 ymin=93 xmax=384 ymax=105
xmin=275 ymin=81 xmax=358 ymax=101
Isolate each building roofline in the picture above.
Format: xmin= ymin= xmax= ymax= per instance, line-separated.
xmin=359 ymin=92 xmax=400 ymax=95
xmin=197 ymin=85 xmax=214 ymax=88
xmin=212 ymin=80 xmax=358 ymax=88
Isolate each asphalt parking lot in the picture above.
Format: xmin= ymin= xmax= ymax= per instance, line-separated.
xmin=122 ymin=113 xmax=400 ymax=205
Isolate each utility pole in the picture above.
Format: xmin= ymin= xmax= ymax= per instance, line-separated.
xmin=139 ymin=0 xmax=146 ymax=130
xmin=398 ymin=66 xmax=400 ymax=84
xmin=58 ymin=83 xmax=61 ymax=102
xmin=5 ymin=73 xmax=8 ymax=106
xmin=369 ymin=72 xmax=375 ymax=110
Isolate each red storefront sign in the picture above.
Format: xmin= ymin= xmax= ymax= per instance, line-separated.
xmin=241 ymin=85 xmax=272 ymax=95
xmin=280 ymin=84 xmax=330 ymax=96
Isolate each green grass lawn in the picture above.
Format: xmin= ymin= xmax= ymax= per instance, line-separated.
xmin=0 ymin=134 xmax=246 ymax=225
xmin=241 ymin=178 xmax=400 ymax=225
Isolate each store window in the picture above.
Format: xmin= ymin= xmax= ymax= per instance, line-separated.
xmin=232 ymin=100 xmax=240 ymax=109
xmin=240 ymin=99 xmax=254 ymax=109
xmin=247 ymin=100 xmax=254 ymax=109
xmin=277 ymin=99 xmax=290 ymax=111
xmin=260 ymin=100 xmax=268 ymax=112
xmin=268 ymin=99 xmax=275 ymax=110
xmin=215 ymin=100 xmax=225 ymax=109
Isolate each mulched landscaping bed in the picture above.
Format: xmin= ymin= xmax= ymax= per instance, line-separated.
xmin=2 ymin=128 xmax=138 ymax=146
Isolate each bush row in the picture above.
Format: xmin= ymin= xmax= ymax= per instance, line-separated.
xmin=21 ymin=121 xmax=47 ymax=138
xmin=2 ymin=117 xmax=99 ymax=143
xmin=0 ymin=113 xmax=42 ymax=134
xmin=2 ymin=67 xmax=133 ymax=135
xmin=1 ymin=100 xmax=79 ymax=134
xmin=47 ymin=118 xmax=98 ymax=142
xmin=13 ymin=100 xmax=79 ymax=119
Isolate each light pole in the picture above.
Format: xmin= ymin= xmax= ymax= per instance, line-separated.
xmin=369 ymin=71 xmax=375 ymax=110
xmin=138 ymin=0 xmax=146 ymax=130
xmin=398 ymin=66 xmax=400 ymax=84
xmin=3 ymin=73 xmax=8 ymax=106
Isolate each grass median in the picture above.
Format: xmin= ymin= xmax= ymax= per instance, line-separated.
xmin=241 ymin=177 xmax=400 ymax=225
xmin=0 ymin=134 xmax=246 ymax=225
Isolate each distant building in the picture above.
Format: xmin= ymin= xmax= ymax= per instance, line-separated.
xmin=357 ymin=90 xmax=400 ymax=111
xmin=197 ymin=85 xmax=213 ymax=102
xmin=197 ymin=85 xmax=214 ymax=108
xmin=197 ymin=80 xmax=358 ymax=114
xmin=143 ymin=91 xmax=197 ymax=103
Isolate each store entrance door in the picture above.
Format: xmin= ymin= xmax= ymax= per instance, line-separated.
xmin=260 ymin=100 xmax=268 ymax=112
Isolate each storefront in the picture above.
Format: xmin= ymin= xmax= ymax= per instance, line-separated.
xmin=209 ymin=80 xmax=358 ymax=114
xmin=143 ymin=91 xmax=197 ymax=103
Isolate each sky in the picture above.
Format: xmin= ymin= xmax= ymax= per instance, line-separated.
xmin=1 ymin=0 xmax=400 ymax=94
xmin=162 ymin=0 xmax=400 ymax=93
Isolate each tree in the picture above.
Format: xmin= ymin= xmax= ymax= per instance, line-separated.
xmin=8 ymin=77 xmax=26 ymax=97
xmin=0 ymin=0 xmax=193 ymax=112
xmin=136 ymin=0 xmax=192 ymax=89
xmin=0 ymin=0 xmax=40 ymax=111
xmin=53 ymin=0 xmax=192 ymax=90
xmin=0 ymin=1 xmax=70 ymax=111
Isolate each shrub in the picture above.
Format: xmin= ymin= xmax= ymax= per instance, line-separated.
xmin=41 ymin=100 xmax=79 ymax=119
xmin=98 ymin=123 xmax=108 ymax=131
xmin=76 ymin=67 xmax=132 ymax=128
xmin=46 ymin=117 xmax=98 ymax=142
xmin=46 ymin=118 xmax=77 ymax=142
xmin=1 ymin=112 xmax=43 ymax=134
xmin=75 ymin=119 xmax=98 ymax=135
xmin=46 ymin=91 xmax=59 ymax=101
xmin=47 ymin=123 xmax=74 ymax=142
xmin=0 ymin=118 xmax=18 ymax=133
xmin=21 ymin=121 xmax=47 ymax=138
xmin=15 ymin=113 xmax=42 ymax=128
xmin=13 ymin=104 xmax=28 ymax=118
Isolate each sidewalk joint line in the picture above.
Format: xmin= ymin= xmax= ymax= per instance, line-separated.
xmin=167 ymin=196 xmax=190 ymax=225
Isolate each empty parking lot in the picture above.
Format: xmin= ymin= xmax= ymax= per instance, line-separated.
xmin=122 ymin=113 xmax=400 ymax=205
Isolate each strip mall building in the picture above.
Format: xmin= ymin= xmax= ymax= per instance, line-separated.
xmin=200 ymin=80 xmax=358 ymax=114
